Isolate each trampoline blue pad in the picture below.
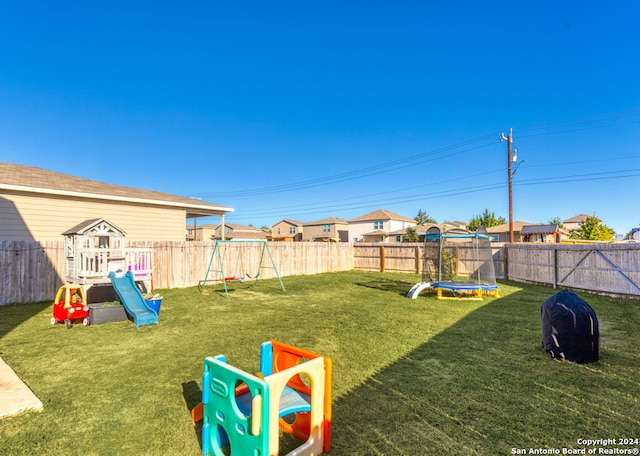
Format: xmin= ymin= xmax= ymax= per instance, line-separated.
xmin=432 ymin=281 xmax=498 ymax=291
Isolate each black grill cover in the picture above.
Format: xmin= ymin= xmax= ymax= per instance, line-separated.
xmin=541 ymin=290 xmax=599 ymax=363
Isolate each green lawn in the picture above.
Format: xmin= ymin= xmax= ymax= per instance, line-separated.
xmin=1 ymin=271 xmax=639 ymax=455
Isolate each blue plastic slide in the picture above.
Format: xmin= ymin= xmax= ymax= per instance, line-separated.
xmin=108 ymin=271 xmax=158 ymax=328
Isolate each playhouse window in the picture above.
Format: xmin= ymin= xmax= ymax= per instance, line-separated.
xmin=65 ymin=237 xmax=74 ymax=256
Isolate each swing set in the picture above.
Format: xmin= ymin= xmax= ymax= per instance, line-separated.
xmin=199 ymin=240 xmax=285 ymax=299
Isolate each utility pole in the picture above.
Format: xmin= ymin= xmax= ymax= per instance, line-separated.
xmin=501 ymin=129 xmax=515 ymax=243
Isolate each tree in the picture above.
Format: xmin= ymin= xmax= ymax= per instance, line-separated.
xmin=623 ymin=225 xmax=640 ymax=240
xmin=414 ymin=209 xmax=437 ymax=225
xmin=403 ymin=227 xmax=419 ymax=242
xmin=467 ymin=209 xmax=506 ymax=231
xmin=548 ymin=217 xmax=564 ymax=228
xmin=569 ymin=215 xmax=615 ymax=241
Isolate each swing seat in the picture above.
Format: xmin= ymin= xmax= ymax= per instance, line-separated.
xmin=224 ymin=276 xmax=245 ymax=282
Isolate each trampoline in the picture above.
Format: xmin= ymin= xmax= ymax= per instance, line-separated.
xmin=407 ymin=226 xmax=499 ymax=300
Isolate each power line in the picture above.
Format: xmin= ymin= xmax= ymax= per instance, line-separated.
xmin=228 ymin=156 xmax=639 ymax=219
xmin=194 ymin=134 xmax=500 ymax=198
xmin=192 ymin=108 xmax=640 ymax=199
xmin=514 ymin=108 xmax=640 ymax=137
xmin=226 ymin=168 xmax=640 ymax=223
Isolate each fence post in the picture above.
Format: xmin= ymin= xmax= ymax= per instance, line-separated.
xmin=504 ymin=245 xmax=509 ymax=280
xmin=380 ymin=245 xmax=385 ymax=272
xmin=553 ymin=247 xmax=558 ymax=289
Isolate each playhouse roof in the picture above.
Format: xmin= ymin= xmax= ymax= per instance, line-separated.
xmin=62 ymin=218 xmax=126 ymax=236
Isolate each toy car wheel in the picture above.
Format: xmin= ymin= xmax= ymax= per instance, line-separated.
xmin=65 ymin=318 xmax=72 ymax=329
xmin=50 ymin=317 xmax=57 ymax=325
xmin=83 ymin=317 xmax=90 ymax=326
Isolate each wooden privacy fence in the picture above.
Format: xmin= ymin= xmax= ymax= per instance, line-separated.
xmin=0 ymin=241 xmax=66 ymax=306
xmin=506 ymin=243 xmax=640 ymax=297
xmin=0 ymin=240 xmax=354 ymax=305
xmin=2 ymin=240 xmax=639 ymax=305
xmin=127 ymin=241 xmax=354 ymax=290
xmin=353 ymin=243 xmax=506 ymax=279
xmin=353 ymin=243 xmax=422 ymax=273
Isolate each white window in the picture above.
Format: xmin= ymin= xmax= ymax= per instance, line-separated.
xmin=289 ymin=226 xmax=296 ymax=234
xmin=374 ymin=221 xmax=384 ymax=230
xmin=322 ymin=224 xmax=331 ymax=233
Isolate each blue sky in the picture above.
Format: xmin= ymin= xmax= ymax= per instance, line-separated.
xmin=1 ymin=1 xmax=639 ymax=235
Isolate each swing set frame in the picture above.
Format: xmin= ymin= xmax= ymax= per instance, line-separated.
xmin=199 ymin=240 xmax=285 ymax=299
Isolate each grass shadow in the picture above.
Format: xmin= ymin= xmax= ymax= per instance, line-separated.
xmin=329 ymin=286 xmax=640 ymax=454
xmin=0 ymin=301 xmax=52 ymax=341
xmin=1 ymin=273 xmax=636 ymax=455
xmin=182 ymin=381 xmax=203 ymax=447
xmin=355 ymin=278 xmax=417 ymax=297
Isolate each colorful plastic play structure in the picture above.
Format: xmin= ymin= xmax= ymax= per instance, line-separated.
xmin=108 ymin=271 xmax=158 ymax=327
xmin=50 ymin=283 xmax=90 ymax=328
xmin=407 ymin=225 xmax=499 ymax=300
xmin=192 ymin=340 xmax=332 ymax=456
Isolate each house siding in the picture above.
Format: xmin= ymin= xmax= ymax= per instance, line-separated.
xmin=271 ymin=221 xmax=303 ymax=241
xmin=349 ymin=220 xmax=415 ymax=242
xmin=1 ymin=191 xmax=186 ymax=242
xmin=303 ymin=223 xmax=349 ymax=241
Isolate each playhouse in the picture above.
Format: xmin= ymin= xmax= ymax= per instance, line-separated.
xmin=63 ymin=218 xmax=152 ymax=292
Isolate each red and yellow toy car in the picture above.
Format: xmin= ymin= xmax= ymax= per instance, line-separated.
xmin=51 ymin=283 xmax=89 ymax=328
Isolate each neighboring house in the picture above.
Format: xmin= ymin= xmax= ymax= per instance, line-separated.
xmin=443 ymin=221 xmax=468 ymax=230
xmin=188 ymin=224 xmax=218 ymax=241
xmin=213 ymin=224 xmax=268 ymax=240
xmin=348 ymin=209 xmax=416 ymax=243
xmin=389 ymin=227 xmax=411 ymax=243
xmin=0 ymin=162 xmax=233 ymax=242
xmin=302 ymin=218 xmax=349 ymax=242
xmin=563 ymin=214 xmax=590 ymax=232
xmin=394 ymin=223 xmax=473 ymax=242
xmin=271 ymin=220 xmax=304 ymax=242
xmin=520 ymin=224 xmax=569 ymax=243
xmin=413 ymin=223 xmax=441 ymax=242
xmin=486 ymin=221 xmax=531 ymax=243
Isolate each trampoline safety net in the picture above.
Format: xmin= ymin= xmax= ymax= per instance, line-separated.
xmin=417 ymin=225 xmax=498 ymax=299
